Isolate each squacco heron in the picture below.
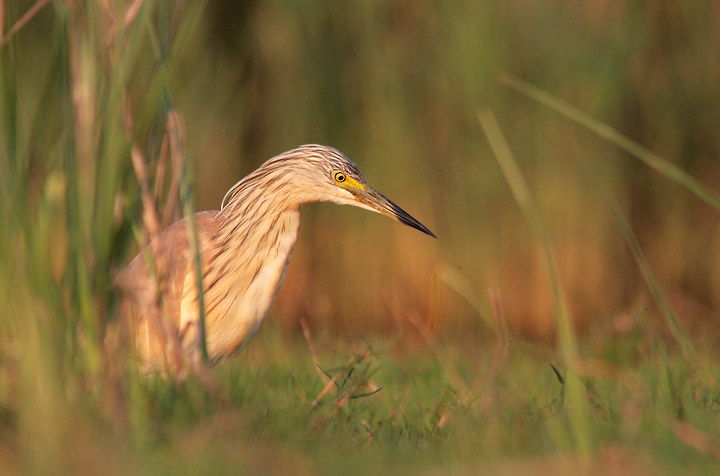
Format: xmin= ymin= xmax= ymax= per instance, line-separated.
xmin=117 ymin=144 xmax=435 ymax=370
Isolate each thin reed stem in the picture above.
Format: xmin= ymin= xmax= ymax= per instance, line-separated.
xmin=478 ymin=108 xmax=593 ymax=457
xmin=498 ymin=72 xmax=720 ymax=212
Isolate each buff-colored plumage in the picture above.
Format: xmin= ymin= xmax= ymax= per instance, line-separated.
xmin=116 ymin=145 xmax=434 ymax=371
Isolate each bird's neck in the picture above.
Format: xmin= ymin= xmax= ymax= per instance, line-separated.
xmin=214 ymin=171 xmax=302 ymax=247
xmin=201 ymin=179 xmax=302 ymax=358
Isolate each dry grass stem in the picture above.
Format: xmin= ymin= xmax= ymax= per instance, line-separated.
xmin=101 ymin=0 xmax=146 ymax=49
xmin=672 ymin=421 xmax=720 ymax=461
xmin=311 ymin=349 xmax=373 ymax=407
xmin=478 ymin=107 xmax=593 ymax=455
xmin=436 ymin=264 xmax=496 ymax=332
xmin=168 ymin=109 xmax=209 ymax=363
xmin=498 ymin=71 xmax=720 ymax=212
xmin=130 ymin=147 xmax=161 ymax=238
xmin=430 ymin=405 xmax=451 ymax=435
xmin=122 ymin=98 xmax=186 ymax=375
xmin=360 ymin=419 xmax=376 ymax=444
xmin=121 ymin=0 xmax=145 ymax=29
xmin=162 ymin=119 xmax=183 ymax=228
xmin=153 ymin=134 xmax=170 ymax=203
xmin=0 ymin=0 xmax=51 ymax=46
xmin=300 ymin=318 xmax=331 ymax=384
xmin=474 ymin=287 xmax=510 ymax=410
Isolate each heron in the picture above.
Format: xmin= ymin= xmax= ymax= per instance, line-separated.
xmin=116 ymin=144 xmax=435 ymax=371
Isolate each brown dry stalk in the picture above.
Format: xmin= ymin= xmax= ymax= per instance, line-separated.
xmin=102 ymin=0 xmax=146 ymax=49
xmin=131 ymin=144 xmax=184 ymax=374
xmin=300 ymin=318 xmax=331 ymax=384
xmin=430 ymin=404 xmax=451 ymax=435
xmin=68 ymin=12 xmax=98 ymax=207
xmin=488 ymin=289 xmax=509 ymax=379
xmin=672 ymin=421 xmax=720 ymax=461
xmin=335 ymin=378 xmax=379 ymax=409
xmin=153 ymin=133 xmax=170 ymax=203
xmin=489 ymin=286 xmax=509 ymax=341
xmin=336 ymin=383 xmax=359 ymax=408
xmin=162 ymin=114 xmax=183 ymax=228
xmin=122 ymin=95 xmax=186 ymax=375
xmin=311 ymin=349 xmax=373 ymax=407
xmin=469 ymin=287 xmax=510 ymax=411
xmin=360 ymin=420 xmax=376 ymax=444
xmin=312 ymin=372 xmax=343 ymax=407
xmin=130 ymin=147 xmax=161 ymax=239
xmin=121 ymin=0 xmax=145 ymax=29
xmin=165 ymin=110 xmax=217 ymax=379
xmin=167 ymin=111 xmax=185 ymax=167
xmin=0 ymin=0 xmax=51 ymax=46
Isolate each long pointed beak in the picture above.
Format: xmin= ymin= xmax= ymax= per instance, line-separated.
xmin=354 ymin=186 xmax=436 ymax=238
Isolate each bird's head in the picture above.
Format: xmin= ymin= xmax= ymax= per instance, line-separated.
xmin=221 ymin=145 xmax=435 ymax=238
xmin=289 ymin=144 xmax=436 ymax=238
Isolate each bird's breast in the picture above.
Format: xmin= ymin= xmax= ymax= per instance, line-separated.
xmin=198 ymin=209 xmax=302 ymax=360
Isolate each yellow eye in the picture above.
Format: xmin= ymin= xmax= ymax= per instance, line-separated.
xmin=334 ymin=172 xmax=347 ymax=183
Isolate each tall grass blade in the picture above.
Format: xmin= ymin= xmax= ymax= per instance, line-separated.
xmin=477 ymin=108 xmax=592 ymax=456
xmin=0 ymin=0 xmax=51 ymax=46
xmin=578 ymin=154 xmax=697 ymax=363
xmin=498 ymin=72 xmax=720 ymax=212
xmin=57 ymin=3 xmax=102 ymax=373
xmin=143 ymin=4 xmax=210 ymax=364
xmin=170 ymin=111 xmax=208 ymax=362
xmin=436 ymin=264 xmax=496 ymax=332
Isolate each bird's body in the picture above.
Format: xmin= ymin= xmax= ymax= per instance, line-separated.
xmin=117 ymin=145 xmax=434 ymax=371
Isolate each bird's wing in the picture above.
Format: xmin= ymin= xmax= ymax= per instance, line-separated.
xmin=115 ymin=211 xmax=220 ymax=366
xmin=115 ymin=210 xmax=220 ymax=307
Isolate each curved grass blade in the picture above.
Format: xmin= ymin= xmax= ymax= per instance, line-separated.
xmin=498 ymin=72 xmax=720 ymax=213
xmin=577 ymin=154 xmax=697 ymax=363
xmin=478 ymin=108 xmax=592 ymax=457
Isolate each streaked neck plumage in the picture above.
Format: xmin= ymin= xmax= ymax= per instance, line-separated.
xmin=201 ymin=164 xmax=308 ymax=359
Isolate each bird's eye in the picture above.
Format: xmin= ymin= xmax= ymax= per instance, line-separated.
xmin=334 ymin=172 xmax=347 ymax=183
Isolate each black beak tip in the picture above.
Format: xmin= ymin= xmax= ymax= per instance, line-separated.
xmin=397 ymin=214 xmax=437 ymax=239
xmin=418 ymin=224 xmax=437 ymax=239
xmin=367 ymin=189 xmax=436 ymax=239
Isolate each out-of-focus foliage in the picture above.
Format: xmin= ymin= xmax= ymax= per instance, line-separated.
xmin=165 ymin=1 xmax=720 ymax=340
xmin=4 ymin=1 xmax=719 ymax=341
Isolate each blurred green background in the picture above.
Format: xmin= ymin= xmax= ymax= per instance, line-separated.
xmin=4 ymin=0 xmax=719 ymax=338
xmin=180 ymin=1 xmax=720 ymax=340
xmin=2 ymin=1 xmax=720 ymax=474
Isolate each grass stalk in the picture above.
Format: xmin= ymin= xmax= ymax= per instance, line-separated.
xmin=498 ymin=72 xmax=720 ymax=213
xmin=170 ymin=110 xmax=208 ymax=362
xmin=497 ymin=71 xmax=701 ymax=364
xmin=477 ymin=108 xmax=593 ymax=456
xmin=143 ymin=3 xmax=209 ymax=364
xmin=577 ymin=154 xmax=697 ymax=363
xmin=58 ymin=2 xmax=102 ymax=373
xmin=0 ymin=0 xmax=52 ymax=46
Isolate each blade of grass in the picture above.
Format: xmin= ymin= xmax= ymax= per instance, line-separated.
xmin=436 ymin=263 xmax=496 ymax=332
xmin=58 ymin=3 xmax=101 ymax=374
xmin=169 ymin=110 xmax=208 ymax=362
xmin=0 ymin=0 xmax=51 ymax=46
xmin=477 ymin=108 xmax=592 ymax=457
xmin=144 ymin=3 xmax=209 ymax=364
xmin=577 ymin=152 xmax=697 ymax=363
xmin=498 ymin=72 xmax=720 ymax=212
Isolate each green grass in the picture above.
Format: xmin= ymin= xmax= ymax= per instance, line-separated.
xmin=478 ymin=108 xmax=592 ymax=456
xmin=5 ymin=326 xmax=719 ymax=475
